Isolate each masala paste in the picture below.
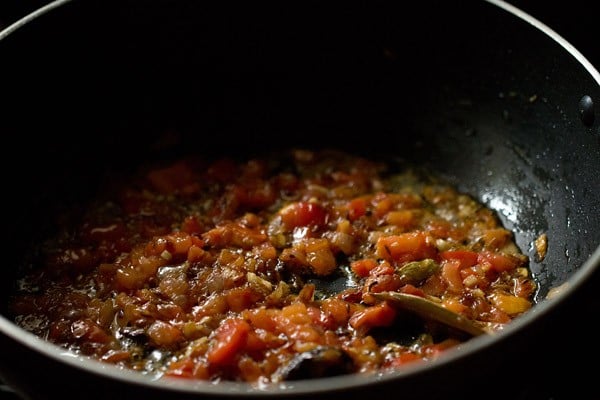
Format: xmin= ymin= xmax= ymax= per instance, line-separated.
xmin=9 ymin=149 xmax=536 ymax=383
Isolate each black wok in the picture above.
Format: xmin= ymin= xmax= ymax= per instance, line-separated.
xmin=0 ymin=0 xmax=599 ymax=399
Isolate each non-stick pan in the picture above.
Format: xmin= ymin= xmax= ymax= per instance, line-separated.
xmin=1 ymin=1 xmax=599 ymax=399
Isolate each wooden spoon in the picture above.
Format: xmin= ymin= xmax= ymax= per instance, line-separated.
xmin=372 ymin=291 xmax=491 ymax=337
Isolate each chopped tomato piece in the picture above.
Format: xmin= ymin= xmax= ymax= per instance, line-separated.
xmin=279 ymin=201 xmax=327 ymax=229
xmin=207 ymin=318 xmax=251 ymax=366
xmin=147 ymin=320 xmax=184 ymax=347
xmin=488 ymin=292 xmax=532 ymax=315
xmin=399 ymin=284 xmax=426 ymax=297
xmin=350 ymin=258 xmax=378 ymax=278
xmin=349 ymin=301 xmax=396 ymax=332
xmin=441 ymin=259 xmax=464 ymax=293
xmin=375 ymin=231 xmax=437 ymax=263
xmin=477 ymin=251 xmax=522 ymax=272
xmin=363 ymin=273 xmax=402 ymax=296
xmin=440 ymin=250 xmax=478 ymax=268
xmin=425 ymin=338 xmax=461 ymax=358
xmin=347 ymin=197 xmax=368 ymax=221
xmin=181 ymin=215 xmax=204 ymax=235
xmin=71 ymin=319 xmax=112 ymax=344
xmin=442 ymin=297 xmax=468 ymax=314
xmin=387 ymin=352 xmax=422 ymax=367
xmin=385 ymin=210 xmax=415 ymax=229
xmin=165 ymin=358 xmax=195 ymax=379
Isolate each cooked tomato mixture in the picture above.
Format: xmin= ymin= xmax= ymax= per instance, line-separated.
xmin=9 ymin=149 xmax=536 ymax=384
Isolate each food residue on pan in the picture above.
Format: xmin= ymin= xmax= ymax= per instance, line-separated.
xmin=546 ymin=282 xmax=569 ymax=300
xmin=7 ymin=148 xmax=537 ymax=384
xmin=534 ymin=233 xmax=548 ymax=262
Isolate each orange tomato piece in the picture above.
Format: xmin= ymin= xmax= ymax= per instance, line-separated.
xmin=279 ymin=201 xmax=327 ymax=229
xmin=147 ymin=320 xmax=184 ymax=348
xmin=477 ymin=251 xmax=521 ymax=272
xmin=440 ymin=250 xmax=478 ymax=268
xmin=349 ymin=302 xmax=396 ymax=332
xmin=375 ymin=231 xmax=437 ymax=263
xmin=387 ymin=352 xmax=422 ymax=367
xmin=347 ymin=197 xmax=368 ymax=221
xmin=350 ymin=258 xmax=378 ymax=278
xmin=165 ymin=358 xmax=195 ymax=379
xmin=441 ymin=259 xmax=464 ymax=293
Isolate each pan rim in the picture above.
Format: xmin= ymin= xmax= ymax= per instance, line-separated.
xmin=486 ymin=0 xmax=600 ymax=87
xmin=1 ymin=0 xmax=599 ymax=396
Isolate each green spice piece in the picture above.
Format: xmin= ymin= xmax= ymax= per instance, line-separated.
xmin=396 ymin=258 xmax=440 ymax=285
